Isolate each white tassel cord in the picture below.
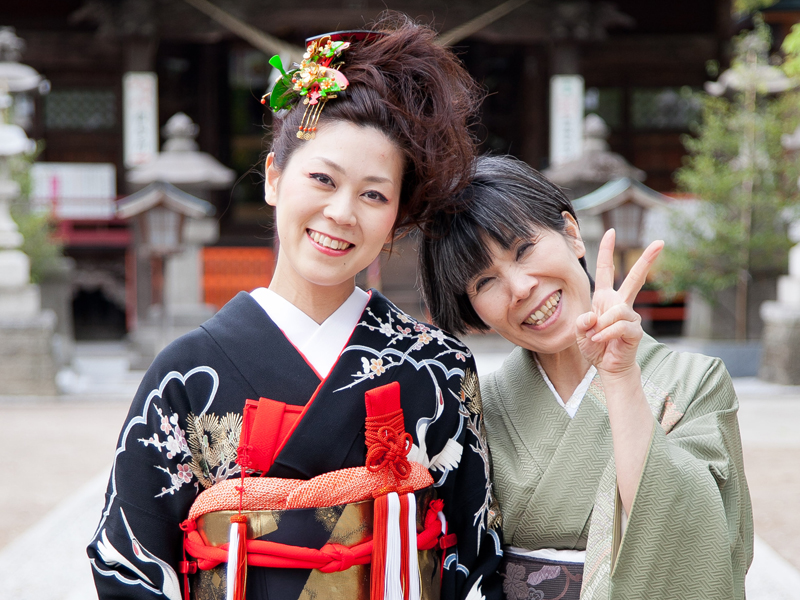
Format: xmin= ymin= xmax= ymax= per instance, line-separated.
xmin=226 ymin=521 xmax=241 ymax=600
xmin=407 ymin=493 xmax=421 ymax=600
xmin=384 ymin=492 xmax=403 ymax=600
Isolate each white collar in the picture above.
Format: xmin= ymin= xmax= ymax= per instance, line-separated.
xmin=250 ymin=287 xmax=370 ymax=379
xmin=533 ymin=353 xmax=596 ymax=419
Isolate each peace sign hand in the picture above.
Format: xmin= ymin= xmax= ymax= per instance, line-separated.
xmin=576 ymin=230 xmax=664 ymax=377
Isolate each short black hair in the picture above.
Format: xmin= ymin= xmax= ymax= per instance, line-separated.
xmin=418 ymin=154 xmax=591 ymax=335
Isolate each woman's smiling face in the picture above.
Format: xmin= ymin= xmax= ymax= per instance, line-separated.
xmin=467 ymin=216 xmax=593 ymax=355
xmin=265 ymin=120 xmax=404 ymax=300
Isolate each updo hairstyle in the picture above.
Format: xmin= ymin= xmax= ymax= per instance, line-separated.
xmin=418 ymin=154 xmax=592 ymax=335
xmin=269 ymin=12 xmax=482 ymax=234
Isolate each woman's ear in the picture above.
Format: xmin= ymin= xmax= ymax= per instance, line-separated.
xmin=264 ymin=153 xmax=280 ymax=207
xmin=562 ymin=211 xmax=586 ymax=259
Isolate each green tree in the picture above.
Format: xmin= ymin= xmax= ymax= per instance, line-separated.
xmin=783 ymin=22 xmax=800 ymax=78
xmin=7 ymin=148 xmax=63 ymax=284
xmin=656 ymin=21 xmax=800 ymax=339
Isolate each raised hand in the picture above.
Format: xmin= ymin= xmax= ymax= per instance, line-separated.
xmin=576 ymin=229 xmax=664 ymax=377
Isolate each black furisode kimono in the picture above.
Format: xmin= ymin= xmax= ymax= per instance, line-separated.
xmin=87 ymin=290 xmax=503 ymax=600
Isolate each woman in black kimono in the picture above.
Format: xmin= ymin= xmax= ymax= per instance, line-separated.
xmin=88 ymin=14 xmax=502 ymax=600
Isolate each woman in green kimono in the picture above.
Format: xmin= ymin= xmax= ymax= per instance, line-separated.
xmin=418 ymin=155 xmax=753 ymax=600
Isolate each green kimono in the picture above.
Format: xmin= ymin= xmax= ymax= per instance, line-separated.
xmin=482 ymin=335 xmax=753 ymax=600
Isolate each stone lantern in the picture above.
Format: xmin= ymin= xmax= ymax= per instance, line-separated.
xmin=0 ymin=90 xmax=56 ymax=395
xmin=544 ymin=114 xmax=645 ymax=200
xmin=571 ymin=178 xmax=669 ymax=275
xmin=0 ymin=28 xmax=42 ymax=91
xmin=122 ymin=113 xmax=233 ymax=366
xmin=117 ymin=181 xmax=215 ymax=366
xmin=0 ymin=27 xmax=47 ymax=131
xmin=127 ymin=112 xmax=235 ymax=199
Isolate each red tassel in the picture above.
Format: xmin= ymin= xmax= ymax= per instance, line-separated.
xmin=227 ymin=514 xmax=248 ymax=600
xmin=371 ymin=494 xmax=388 ymax=600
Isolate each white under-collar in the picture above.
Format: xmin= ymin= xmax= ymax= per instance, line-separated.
xmin=250 ymin=287 xmax=369 ymax=379
xmin=533 ymin=354 xmax=596 ymax=419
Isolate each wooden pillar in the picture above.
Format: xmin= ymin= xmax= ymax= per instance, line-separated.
xmin=521 ymin=46 xmax=549 ymax=170
xmin=198 ymin=42 xmax=223 ymax=160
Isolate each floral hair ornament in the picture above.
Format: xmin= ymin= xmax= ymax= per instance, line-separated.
xmin=261 ymin=30 xmax=386 ymax=140
xmin=262 ymin=36 xmax=350 ymax=140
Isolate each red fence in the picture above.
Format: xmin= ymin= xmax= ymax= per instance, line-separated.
xmin=633 ymin=290 xmax=685 ymax=322
xmin=203 ymin=247 xmax=275 ymax=310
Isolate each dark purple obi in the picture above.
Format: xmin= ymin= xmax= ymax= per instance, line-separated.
xmin=501 ymin=551 xmax=583 ymax=600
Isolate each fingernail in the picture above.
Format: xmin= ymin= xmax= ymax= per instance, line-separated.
xmin=592 ymin=334 xmax=602 ymax=342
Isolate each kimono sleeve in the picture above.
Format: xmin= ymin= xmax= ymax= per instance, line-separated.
xmin=87 ymin=349 xmax=212 ymax=600
xmin=434 ymin=358 xmax=504 ymax=600
xmin=611 ymin=357 xmax=753 ymax=600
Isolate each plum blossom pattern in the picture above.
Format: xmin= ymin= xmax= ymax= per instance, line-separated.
xmin=140 ymin=407 xmax=189 ymax=460
xmin=138 ymin=406 xmax=196 ymax=497
xmin=357 ymin=357 xmax=388 ymax=378
xmin=344 ymin=304 xmax=474 ymax=390
xmin=175 ymin=463 xmax=193 ymax=483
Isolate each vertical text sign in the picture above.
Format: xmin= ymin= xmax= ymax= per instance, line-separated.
xmin=550 ymin=75 xmax=585 ymax=166
xmin=123 ymin=72 xmax=159 ymax=168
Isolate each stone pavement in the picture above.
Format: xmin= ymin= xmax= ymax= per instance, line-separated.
xmin=0 ymin=338 xmax=798 ymax=599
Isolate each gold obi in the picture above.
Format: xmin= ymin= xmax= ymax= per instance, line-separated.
xmin=190 ymin=487 xmax=442 ymax=600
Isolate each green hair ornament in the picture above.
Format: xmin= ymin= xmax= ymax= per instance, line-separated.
xmin=261 ymin=36 xmax=351 ymax=139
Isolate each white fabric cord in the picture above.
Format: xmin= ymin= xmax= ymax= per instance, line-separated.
xmin=407 ymin=493 xmax=421 ymax=600
xmin=226 ymin=521 xmax=241 ymax=599
xmin=385 ymin=492 xmax=403 ymax=600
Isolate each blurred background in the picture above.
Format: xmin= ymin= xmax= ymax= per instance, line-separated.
xmin=0 ymin=0 xmax=799 ymax=598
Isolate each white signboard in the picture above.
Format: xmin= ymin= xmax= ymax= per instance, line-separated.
xmin=31 ymin=162 xmax=117 ymax=219
xmin=123 ymin=72 xmax=159 ymax=168
xmin=550 ymin=75 xmax=585 ymax=167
